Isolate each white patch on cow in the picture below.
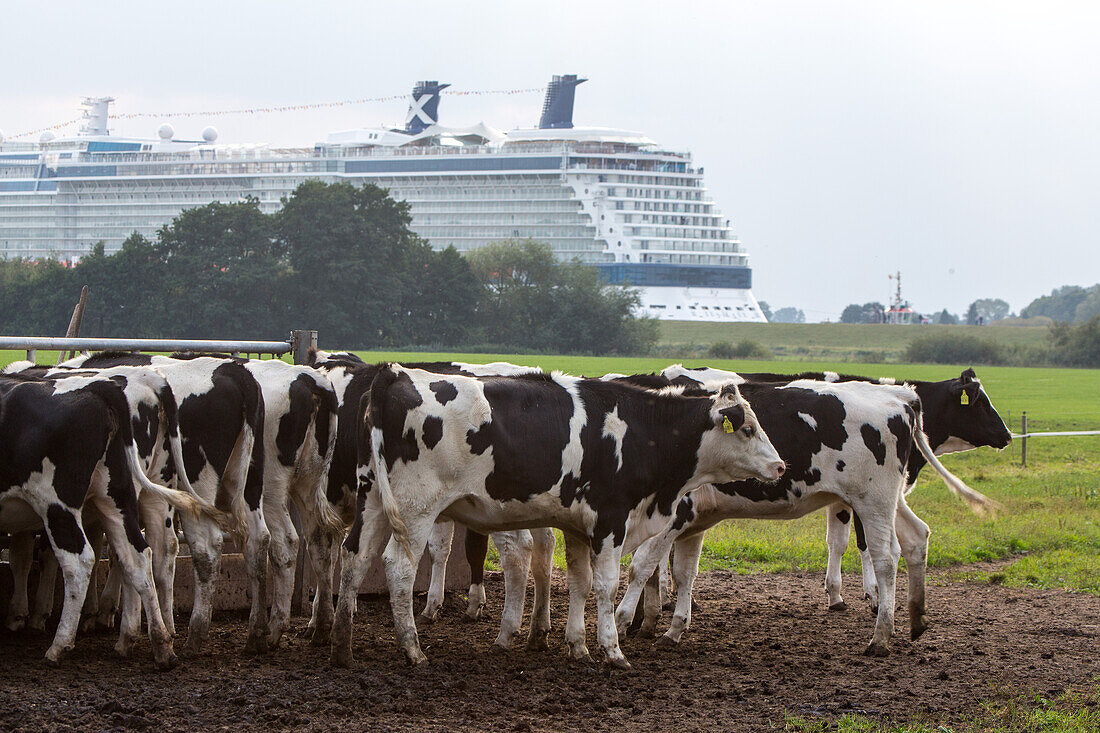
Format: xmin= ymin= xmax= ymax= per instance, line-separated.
xmin=824 ymin=371 xmax=840 ymax=382
xmin=601 ymin=406 xmax=627 ymax=472
xmin=877 ymin=377 xmax=897 ymax=385
xmin=0 ymin=460 xmax=58 ymax=533
xmin=936 ymin=437 xmax=977 ymax=455
xmin=2 ymin=360 xmax=34 ymax=374
xmin=551 ymin=373 xmax=587 ymax=498
xmin=599 ymin=373 xmax=629 ymax=381
xmin=661 ymin=364 xmax=745 ymax=385
xmin=149 ymin=357 xmax=218 ymax=400
xmin=798 ymin=412 xmax=818 ymax=430
xmin=454 ymin=361 xmax=541 ymax=377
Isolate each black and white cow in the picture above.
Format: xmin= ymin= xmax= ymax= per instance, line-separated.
xmin=613 ymin=376 xmax=997 ymax=657
xmin=0 ymin=371 xmax=222 ymax=668
xmin=330 ymin=366 xmax=785 ymax=669
xmin=62 ymin=352 xmax=269 ymax=654
xmin=663 ymin=364 xmax=1011 ymax=611
xmin=2 ymin=361 xmax=220 ymax=640
xmin=305 ymin=351 xmax=544 ymax=648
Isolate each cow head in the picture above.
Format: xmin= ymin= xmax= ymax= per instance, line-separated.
xmin=696 ymin=382 xmax=785 ymax=484
xmin=937 ymin=368 xmax=1012 ymax=451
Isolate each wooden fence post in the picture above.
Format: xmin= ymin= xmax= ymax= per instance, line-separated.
xmin=1021 ymin=412 xmax=1028 ymax=468
xmin=289 ymin=329 xmax=317 ymax=615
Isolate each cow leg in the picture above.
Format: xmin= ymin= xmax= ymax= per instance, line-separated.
xmin=657 ymin=531 xmax=706 ymax=647
xmin=382 ymin=519 xmax=436 ymax=666
xmin=493 ymin=530 xmax=533 ymax=650
xmin=94 ymin=545 xmax=122 ymax=631
xmin=331 ymin=496 xmax=391 ymax=668
xmin=852 ymin=512 xmax=878 ymax=612
xmin=30 ymin=543 xmax=59 ymax=632
xmin=141 ymin=501 xmax=178 ymax=637
xmin=418 ymin=520 xmax=454 ymax=625
xmin=90 ymin=491 xmax=177 ymax=670
xmin=658 ymin=552 xmax=671 ymax=611
xmin=638 ymin=564 xmax=663 ymax=638
xmin=40 ymin=503 xmax=95 ymax=666
xmin=895 ymin=496 xmax=931 ymax=640
xmin=5 ymin=532 xmax=35 ymax=631
xmin=562 ymin=531 xmax=593 ymax=662
xmin=825 ymin=507 xmax=853 ymax=611
xmin=304 ymin=517 xmax=341 ymax=646
xmin=265 ymin=499 xmax=299 ymax=650
xmin=592 ymin=544 xmax=629 ymax=669
xmin=850 ymin=496 xmax=901 ymax=657
xmin=615 ymin=531 xmax=676 ymax=636
xmin=464 ymin=529 xmax=489 ymax=620
xmin=241 ymin=505 xmax=272 ymax=655
xmin=525 ymin=527 xmax=555 ymax=651
xmin=179 ymin=515 xmax=223 ymax=655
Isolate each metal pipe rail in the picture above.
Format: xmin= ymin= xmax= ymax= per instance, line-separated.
xmin=0 ymin=336 xmax=291 ymax=354
xmin=0 ymin=330 xmax=317 ymax=366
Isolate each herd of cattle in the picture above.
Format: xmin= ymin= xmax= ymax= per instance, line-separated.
xmin=0 ymin=350 xmax=1012 ymax=671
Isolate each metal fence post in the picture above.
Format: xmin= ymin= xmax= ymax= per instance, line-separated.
xmin=1021 ymin=412 xmax=1028 ymax=468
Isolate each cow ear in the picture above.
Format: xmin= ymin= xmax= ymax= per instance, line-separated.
xmin=718 ymin=404 xmax=745 ymax=432
xmin=960 ymin=368 xmax=976 ymax=382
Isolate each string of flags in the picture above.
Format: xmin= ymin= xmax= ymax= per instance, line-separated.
xmin=8 ymin=88 xmax=544 ymax=140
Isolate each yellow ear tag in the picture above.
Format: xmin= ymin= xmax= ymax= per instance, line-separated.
xmin=960 ymin=392 xmax=970 ymax=406
xmin=723 ymin=416 xmax=736 ymax=433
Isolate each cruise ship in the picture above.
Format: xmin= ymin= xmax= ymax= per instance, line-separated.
xmin=0 ymin=77 xmax=766 ymax=322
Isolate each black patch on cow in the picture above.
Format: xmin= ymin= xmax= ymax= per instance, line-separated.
xmin=102 ymin=436 xmax=149 ymax=551
xmin=465 ymin=529 xmax=489 ymax=585
xmin=861 ymin=424 xmax=886 ymax=466
xmin=719 ymin=404 xmax=745 ymax=431
xmin=46 ymin=504 xmax=85 ymax=554
xmin=803 ymin=469 xmax=820 ymax=486
xmin=836 ymin=508 xmax=851 ymax=524
xmin=421 ymin=416 xmax=444 ymax=450
xmin=714 ymin=383 xmax=848 ymax=505
xmin=131 ymin=399 xmax=160 ymax=460
xmin=853 ymin=512 xmax=867 ymax=551
xmin=836 ymin=460 xmax=845 ymax=472
xmin=165 ymin=516 xmax=172 ymax=528
xmin=342 ymin=485 xmax=369 ymax=554
xmin=430 ymin=380 xmax=459 ymax=405
xmin=371 ymin=369 xmax=424 ymax=473
xmin=887 ymin=410 xmax=914 ymax=475
xmin=466 ymin=421 xmax=493 ymax=455
xmin=671 ymin=496 xmax=695 ymax=531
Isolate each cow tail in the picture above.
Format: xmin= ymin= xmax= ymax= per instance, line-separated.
xmin=307 ymin=375 xmax=345 ymax=534
xmin=124 ymin=441 xmax=232 ymax=531
xmin=366 ymin=367 xmax=414 ymax=564
xmin=912 ymin=403 xmax=1001 ymax=515
xmin=156 ymin=381 xmax=202 ymax=500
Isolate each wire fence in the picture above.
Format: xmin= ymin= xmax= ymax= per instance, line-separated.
xmin=1011 ymin=412 xmax=1100 ymax=467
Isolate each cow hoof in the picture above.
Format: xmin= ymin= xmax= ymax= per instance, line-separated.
xmin=911 ymin=616 xmax=930 ymax=641
xmin=490 ymin=641 xmax=509 ymax=654
xmin=661 ymin=601 xmax=674 ymax=612
xmin=330 ymin=646 xmax=353 ymax=669
xmin=244 ymin=633 xmax=270 ymax=656
xmin=653 ymin=635 xmax=679 ymax=650
xmin=605 ymin=655 xmax=632 ymax=671
xmin=415 ymin=613 xmax=437 ymax=627
xmin=114 ymin=639 xmax=136 ymax=659
xmin=310 ymin=627 xmax=332 ymax=647
xmin=404 ymin=649 xmax=429 ymax=667
xmin=637 ymin=623 xmax=657 ymax=639
xmin=154 ymin=649 xmax=179 ymax=671
xmin=863 ymin=642 xmax=890 ymax=658
xmin=829 ymin=601 xmax=848 ymax=612
xmin=5 ymin=616 xmax=27 ymax=632
xmin=463 ymin=606 xmax=485 ymax=622
xmin=28 ymin=616 xmax=49 ymax=633
xmin=526 ymin=630 xmax=550 ymax=652
xmin=567 ymin=643 xmax=592 ymax=663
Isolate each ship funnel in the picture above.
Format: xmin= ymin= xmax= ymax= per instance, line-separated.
xmin=538 ymin=74 xmax=586 ymax=129
xmin=405 ymin=81 xmax=450 ymax=134
xmin=79 ymin=96 xmax=115 ymax=137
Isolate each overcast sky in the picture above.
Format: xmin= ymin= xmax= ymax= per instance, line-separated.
xmin=4 ymin=1 xmax=1098 ymax=321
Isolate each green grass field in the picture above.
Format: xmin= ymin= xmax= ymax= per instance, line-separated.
xmin=653 ymin=321 xmax=1051 ymax=362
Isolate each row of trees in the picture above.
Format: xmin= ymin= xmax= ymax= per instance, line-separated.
xmin=0 ymin=182 xmax=658 ymax=354
xmin=1020 ymin=284 xmax=1100 ymax=323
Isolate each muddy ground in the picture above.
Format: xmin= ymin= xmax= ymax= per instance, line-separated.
xmin=1 ymin=564 xmax=1097 ymax=732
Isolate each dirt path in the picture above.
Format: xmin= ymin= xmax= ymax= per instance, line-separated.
xmin=1 ymin=566 xmax=1097 ymax=732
